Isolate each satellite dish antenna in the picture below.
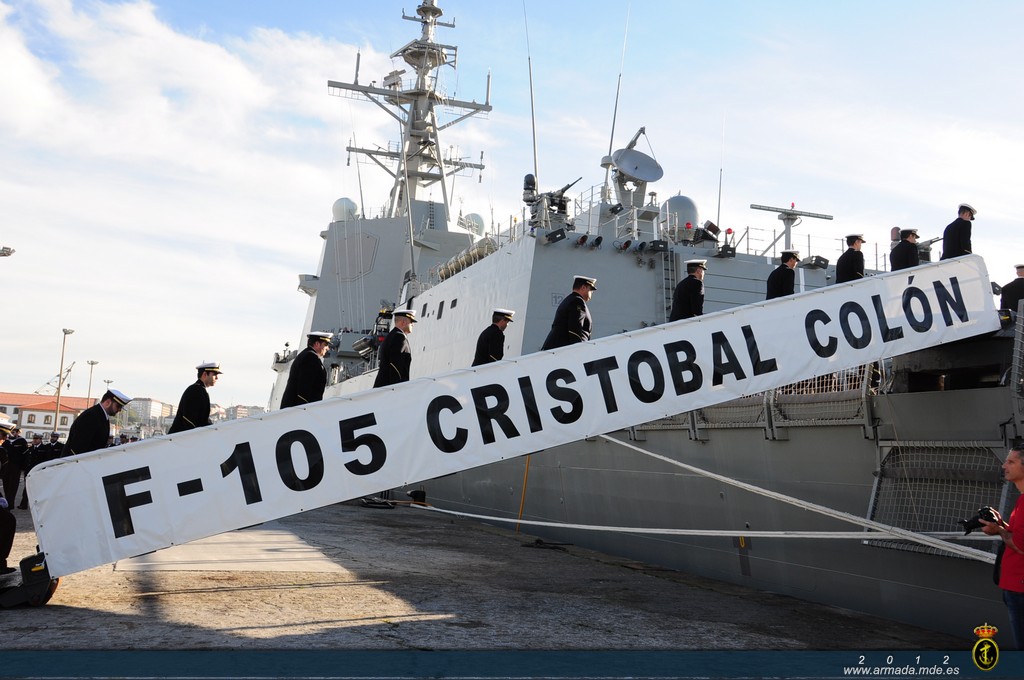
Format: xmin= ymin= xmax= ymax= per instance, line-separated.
xmin=610 ymin=148 xmax=663 ymax=183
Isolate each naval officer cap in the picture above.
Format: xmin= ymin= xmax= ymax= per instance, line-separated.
xmin=0 ymin=419 xmax=14 ymax=434
xmin=1015 ymin=264 xmax=1024 ymax=270
xmin=197 ymin=361 xmax=223 ymax=374
xmin=307 ymin=331 xmax=333 ymax=342
xmin=958 ymin=203 xmax=977 ymax=217
xmin=104 ymin=389 xmax=132 ymax=406
xmin=573 ymin=274 xmax=597 ymax=290
xmin=899 ymin=228 xmax=919 ymax=240
xmin=493 ymin=308 xmax=515 ymax=322
xmin=846 ymin=233 xmax=866 ymax=243
xmin=781 ymin=249 xmax=800 ymax=260
xmin=685 ymin=259 xmax=708 ymax=271
xmin=393 ymin=309 xmax=417 ymax=322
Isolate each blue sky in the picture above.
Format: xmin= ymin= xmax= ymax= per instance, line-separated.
xmin=1 ymin=0 xmax=1022 ymax=408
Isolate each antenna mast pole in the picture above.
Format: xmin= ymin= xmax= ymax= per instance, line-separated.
xmin=603 ymin=8 xmax=631 ymax=199
xmin=523 ymin=3 xmax=540 ymax=186
xmin=716 ymin=115 xmax=725 ymax=229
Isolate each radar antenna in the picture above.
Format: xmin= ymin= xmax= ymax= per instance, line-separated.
xmin=750 ymin=203 xmax=833 ymax=253
xmin=604 ymin=127 xmax=663 ymax=211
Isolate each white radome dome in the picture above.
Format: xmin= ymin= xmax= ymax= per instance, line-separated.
xmin=332 ymin=197 xmax=358 ymax=222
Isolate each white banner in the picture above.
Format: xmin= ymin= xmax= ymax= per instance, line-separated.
xmin=28 ymin=256 xmax=998 ymax=576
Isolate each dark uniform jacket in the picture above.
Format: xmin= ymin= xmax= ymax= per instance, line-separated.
xmin=472 ymin=324 xmax=506 ymax=366
xmin=889 ymin=240 xmax=920 ymax=271
xmin=373 ymin=327 xmax=412 ymax=387
xmin=541 ymin=292 xmax=592 ymax=349
xmin=766 ymin=265 xmax=795 ymax=300
xmin=167 ymin=380 xmax=211 ymax=433
xmin=26 ymin=442 xmax=51 ymax=471
xmin=64 ymin=404 xmax=110 ymax=456
xmin=1001 ymin=278 xmax=1024 ymax=312
xmin=281 ymin=346 xmax=328 ymax=407
xmin=940 ymin=217 xmax=972 ymax=260
xmin=669 ymin=275 xmax=704 ymax=321
xmin=835 ymin=248 xmax=864 ymax=283
xmin=1 ymin=436 xmax=27 ymax=469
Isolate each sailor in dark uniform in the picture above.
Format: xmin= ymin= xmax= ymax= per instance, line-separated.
xmin=669 ymin=260 xmax=707 ymax=321
xmin=373 ymin=310 xmax=417 ymax=387
xmin=541 ymin=275 xmax=596 ymax=350
xmin=472 ymin=308 xmax=515 ymax=366
xmin=766 ymin=250 xmax=799 ymax=300
xmin=167 ymin=362 xmax=222 ymax=433
xmin=1001 ymin=265 xmax=1024 ymax=313
xmin=940 ymin=203 xmax=975 ymax=260
xmin=0 ymin=425 xmax=27 ymax=507
xmin=63 ymin=389 xmax=132 ymax=456
xmin=281 ymin=332 xmax=332 ymax=407
xmin=889 ymin=228 xmax=920 ymax=271
xmin=835 ymin=234 xmax=866 ymax=283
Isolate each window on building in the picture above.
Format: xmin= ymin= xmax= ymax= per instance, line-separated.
xmin=0 ymin=406 xmax=6 ymax=413
xmin=44 ymin=415 xmax=52 ymax=425
xmin=61 ymin=416 xmax=69 ymax=426
xmin=438 ymin=300 xmax=445 ymax=320
xmin=27 ymin=414 xmax=36 ymax=424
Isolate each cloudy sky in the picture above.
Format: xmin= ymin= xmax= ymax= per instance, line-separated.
xmin=1 ymin=0 xmax=1021 ymax=408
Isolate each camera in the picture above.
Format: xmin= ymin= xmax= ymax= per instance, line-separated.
xmin=958 ymin=506 xmax=998 ymax=535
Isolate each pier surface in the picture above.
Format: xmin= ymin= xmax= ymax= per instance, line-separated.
xmin=13 ymin=500 xmax=1016 ymax=680
xmin=4 ymin=500 xmax=967 ymax=652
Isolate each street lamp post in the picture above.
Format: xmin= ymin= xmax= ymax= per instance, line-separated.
xmin=53 ymin=328 xmax=75 ymax=432
xmin=86 ymin=360 xmax=99 ymax=403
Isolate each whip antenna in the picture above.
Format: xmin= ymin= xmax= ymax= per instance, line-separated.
xmin=603 ymin=6 xmax=631 ymax=196
xmin=523 ymin=2 xmax=540 ymax=186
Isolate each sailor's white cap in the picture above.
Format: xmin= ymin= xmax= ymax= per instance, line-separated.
xmin=0 ymin=419 xmax=15 ymax=434
xmin=684 ymin=259 xmax=708 ymax=270
xmin=846 ymin=234 xmax=866 ymax=242
xmin=900 ymin=228 xmax=919 ymax=239
xmin=393 ymin=309 xmax=417 ymax=322
xmin=959 ymin=203 xmax=976 ymax=215
xmin=781 ymin=249 xmax=800 ymax=258
xmin=1014 ymin=264 xmax=1024 ymax=270
xmin=493 ymin=308 xmax=515 ymax=322
xmin=197 ymin=361 xmax=222 ymax=373
xmin=105 ymin=389 xmax=132 ymax=406
xmin=307 ymin=331 xmax=333 ymax=342
xmin=573 ymin=275 xmax=597 ymax=290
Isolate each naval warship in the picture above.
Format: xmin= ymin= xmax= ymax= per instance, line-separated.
xmin=269 ymin=0 xmax=1018 ymax=637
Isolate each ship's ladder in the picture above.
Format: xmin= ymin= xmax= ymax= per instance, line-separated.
xmin=659 ymin=249 xmax=677 ymax=323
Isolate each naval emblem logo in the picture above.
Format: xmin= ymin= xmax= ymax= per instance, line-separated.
xmin=971 ymin=623 xmax=999 ymax=671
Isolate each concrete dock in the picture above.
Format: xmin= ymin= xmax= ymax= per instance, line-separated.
xmin=3 ymin=499 xmax=970 ymax=652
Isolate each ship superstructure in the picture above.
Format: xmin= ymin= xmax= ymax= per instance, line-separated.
xmin=270 ymin=1 xmax=1017 ymax=638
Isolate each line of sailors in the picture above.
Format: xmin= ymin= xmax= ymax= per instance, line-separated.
xmin=40 ymin=197 xmax=1004 ymax=461
xmin=46 ymin=288 xmax=580 ymax=463
xmin=669 ymin=202 xmax=996 ymax=319
xmin=283 ymin=274 xmax=600 ymax=403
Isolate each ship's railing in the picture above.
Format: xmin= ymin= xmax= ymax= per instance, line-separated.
xmin=864 ymin=441 xmax=1010 ymax=559
xmin=557 ymin=183 xmax=899 ymax=270
xmin=1009 ymin=300 xmax=1024 ymax=410
xmin=769 ymin=366 xmax=873 ymax=427
xmin=694 ymin=394 xmax=768 ymax=430
xmin=637 ymin=364 xmax=875 ymax=434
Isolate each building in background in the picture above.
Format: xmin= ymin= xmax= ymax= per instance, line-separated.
xmin=0 ymin=392 xmax=94 ymax=439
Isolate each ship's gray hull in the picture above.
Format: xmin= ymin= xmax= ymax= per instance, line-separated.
xmin=415 ymin=381 xmax=1011 ymax=638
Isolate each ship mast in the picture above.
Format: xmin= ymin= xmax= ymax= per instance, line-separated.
xmin=328 ymin=0 xmax=492 ymax=226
